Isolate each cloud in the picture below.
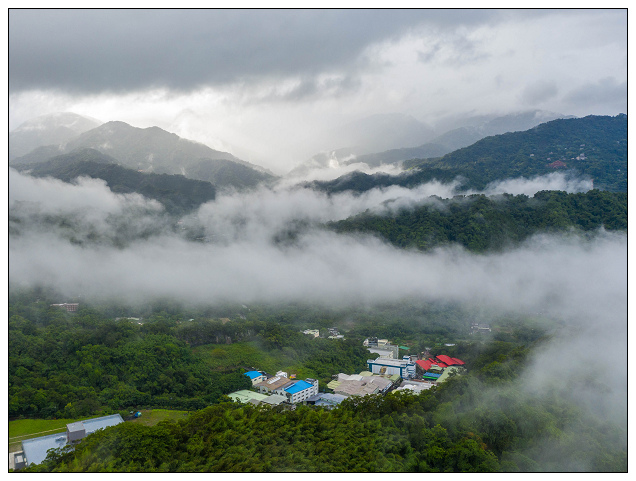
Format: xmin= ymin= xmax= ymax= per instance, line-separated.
xmin=520 ymin=80 xmax=559 ymax=105
xmin=9 ymin=168 xmax=612 ymax=308
xmin=8 ymin=10 xmax=627 ymax=174
xmin=8 ymin=9 xmax=461 ymax=95
xmin=563 ymin=77 xmax=627 ymax=112
xmin=9 ymin=169 xmax=626 ymax=449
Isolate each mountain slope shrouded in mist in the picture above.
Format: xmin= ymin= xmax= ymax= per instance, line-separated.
xmin=9 ymin=140 xmax=627 ymax=473
xmin=306 ymin=115 xmax=626 ymax=195
xmin=11 ymin=120 xmax=277 ymax=191
xmin=291 ymin=110 xmax=570 ymax=176
xmin=13 ymin=148 xmax=216 ymax=215
xmin=9 ymin=112 xmax=103 ymax=161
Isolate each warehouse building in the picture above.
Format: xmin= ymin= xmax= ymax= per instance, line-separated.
xmin=306 ymin=393 xmax=348 ymax=408
xmin=18 ymin=414 xmax=123 ymax=468
xmin=228 ymin=390 xmax=271 ymax=404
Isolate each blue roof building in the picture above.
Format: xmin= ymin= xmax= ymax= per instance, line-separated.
xmin=244 ymin=370 xmax=265 ymax=385
xmin=281 ymin=378 xmax=319 ymax=403
xmin=284 ymin=380 xmax=313 ymax=394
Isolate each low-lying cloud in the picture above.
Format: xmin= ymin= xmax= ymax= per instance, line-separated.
xmin=9 ymin=168 xmax=627 ymax=454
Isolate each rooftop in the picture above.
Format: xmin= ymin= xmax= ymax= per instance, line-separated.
xmin=244 ymin=371 xmax=263 ymax=380
xmin=260 ymin=394 xmax=287 ymax=406
xmin=255 ymin=376 xmax=294 ymax=391
xmin=368 ymin=358 xmax=412 ymax=367
xmin=22 ymin=414 xmax=123 ymax=466
xmin=228 ymin=390 xmax=270 ymax=404
xmin=285 ymin=380 xmax=314 ymax=394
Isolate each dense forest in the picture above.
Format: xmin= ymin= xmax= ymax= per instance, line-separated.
xmin=10 ymin=289 xmax=627 ymax=472
xmin=329 ymin=189 xmax=626 ymax=252
xmin=8 ymin=291 xmax=373 ymax=419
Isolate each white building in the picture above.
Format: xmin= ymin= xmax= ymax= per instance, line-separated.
xmin=367 ymin=358 xmax=416 ymax=379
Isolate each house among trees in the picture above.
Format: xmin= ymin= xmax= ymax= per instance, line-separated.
xmin=548 ymin=160 xmax=567 ymax=168
xmin=50 ymin=303 xmax=79 ymax=312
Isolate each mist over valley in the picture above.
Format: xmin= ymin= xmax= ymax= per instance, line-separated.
xmin=8 ymin=9 xmax=626 ymax=473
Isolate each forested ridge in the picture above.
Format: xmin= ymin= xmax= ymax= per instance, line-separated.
xmin=309 ymin=115 xmax=627 ymax=195
xmin=329 ymin=189 xmax=626 ymax=252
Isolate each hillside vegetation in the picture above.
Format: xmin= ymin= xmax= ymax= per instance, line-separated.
xmin=15 ymin=148 xmax=217 ymax=215
xmin=309 ymin=115 xmax=627 ymax=194
xmin=330 ymin=190 xmax=626 ymax=252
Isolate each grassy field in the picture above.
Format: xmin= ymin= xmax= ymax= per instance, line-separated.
xmin=9 ymin=410 xmax=190 ymax=453
xmin=192 ymin=341 xmax=319 ymax=379
xmin=126 ymin=409 xmax=190 ymax=427
xmin=9 ymin=417 xmax=85 ymax=453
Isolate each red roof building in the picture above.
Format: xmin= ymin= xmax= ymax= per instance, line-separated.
xmin=416 ymin=360 xmax=433 ymax=371
xmin=548 ymin=160 xmax=567 ymax=169
xmin=435 ymin=355 xmax=465 ymax=366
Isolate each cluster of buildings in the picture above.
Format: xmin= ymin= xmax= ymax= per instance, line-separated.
xmin=364 ymin=337 xmax=400 ymax=359
xmin=415 ymin=355 xmax=465 ymax=385
xmin=12 ymin=414 xmax=123 ymax=469
xmin=233 ymin=370 xmax=319 ymax=406
xmin=301 ymin=328 xmax=345 ymax=340
xmin=232 ymin=365 xmax=403 ymax=409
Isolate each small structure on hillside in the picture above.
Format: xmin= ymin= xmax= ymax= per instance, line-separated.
xmin=50 ymin=303 xmax=79 ymax=312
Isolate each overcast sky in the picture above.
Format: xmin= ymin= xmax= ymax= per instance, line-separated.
xmin=8 ymin=8 xmax=627 ymax=173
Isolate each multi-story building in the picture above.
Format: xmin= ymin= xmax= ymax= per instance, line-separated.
xmin=50 ymin=303 xmax=79 ymax=312
xmin=255 ymin=374 xmax=319 ymax=404
xmin=282 ymin=378 xmax=319 ymax=403
xmin=367 ymin=357 xmax=416 ymax=379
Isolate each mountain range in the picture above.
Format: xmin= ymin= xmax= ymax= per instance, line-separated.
xmin=290 ymin=110 xmax=572 ymax=176
xmin=307 ymin=114 xmax=627 ymax=194
xmin=10 ymin=112 xmax=627 ymax=218
xmin=9 ymin=112 xmax=103 ymax=161
xmin=11 ymin=117 xmax=276 ymax=191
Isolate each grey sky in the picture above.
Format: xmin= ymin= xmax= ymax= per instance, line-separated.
xmin=8 ymin=9 xmax=627 ymax=173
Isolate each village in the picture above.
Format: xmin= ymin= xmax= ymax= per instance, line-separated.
xmin=227 ymin=335 xmax=466 ymax=409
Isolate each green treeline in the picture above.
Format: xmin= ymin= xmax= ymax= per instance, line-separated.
xmin=329 ymin=190 xmax=626 ymax=252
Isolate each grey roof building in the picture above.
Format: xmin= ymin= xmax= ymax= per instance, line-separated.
xmin=20 ymin=414 xmax=123 ymax=467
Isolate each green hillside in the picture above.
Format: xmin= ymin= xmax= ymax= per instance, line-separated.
xmin=330 ymin=190 xmax=627 ymax=252
xmin=14 ymin=148 xmax=216 ymax=215
xmin=310 ymin=115 xmax=627 ymax=194
xmin=409 ymin=114 xmax=627 ymax=192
